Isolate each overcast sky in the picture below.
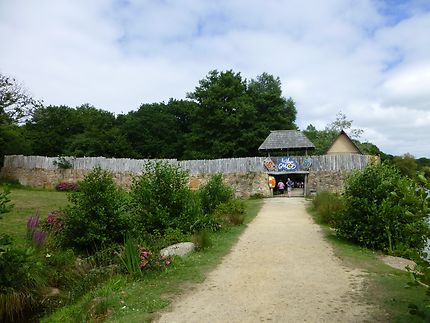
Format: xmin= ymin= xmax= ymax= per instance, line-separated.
xmin=1 ymin=0 xmax=429 ymax=157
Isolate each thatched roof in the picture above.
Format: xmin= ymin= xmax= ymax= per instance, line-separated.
xmin=258 ymin=130 xmax=315 ymax=151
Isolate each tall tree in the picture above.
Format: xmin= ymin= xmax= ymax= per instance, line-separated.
xmin=0 ymin=73 xmax=41 ymax=124
xmin=120 ymin=102 xmax=190 ymax=159
xmin=185 ymin=70 xmax=256 ymax=159
xmin=0 ymin=73 xmax=39 ymax=164
xmin=26 ymin=105 xmax=77 ymax=156
xmin=247 ymin=73 xmax=297 ymax=155
xmin=27 ymin=104 xmax=132 ymax=157
xmin=392 ymin=153 xmax=418 ymax=179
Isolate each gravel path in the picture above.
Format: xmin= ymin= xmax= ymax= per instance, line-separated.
xmin=155 ymin=198 xmax=371 ymax=323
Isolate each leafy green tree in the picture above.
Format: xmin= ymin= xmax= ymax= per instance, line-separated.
xmin=247 ymin=73 xmax=297 ymax=154
xmin=120 ymin=102 xmax=191 ymax=159
xmin=0 ymin=124 xmax=32 ymax=157
xmin=328 ymin=112 xmax=363 ymax=139
xmin=392 ymin=153 xmax=418 ymax=179
xmin=184 ymin=70 xmax=254 ymax=159
xmin=184 ymin=70 xmax=297 ymax=158
xmin=0 ymin=73 xmax=41 ymax=124
xmin=27 ymin=104 xmax=133 ymax=157
xmin=248 ymin=73 xmax=297 ymax=130
xmin=65 ymin=104 xmax=132 ymax=157
xmin=0 ymin=73 xmax=40 ymax=165
xmin=356 ymin=142 xmax=383 ymax=156
xmin=25 ymin=105 xmax=77 ymax=156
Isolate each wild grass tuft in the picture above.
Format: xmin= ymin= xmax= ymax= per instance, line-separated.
xmin=311 ymin=191 xmax=343 ymax=226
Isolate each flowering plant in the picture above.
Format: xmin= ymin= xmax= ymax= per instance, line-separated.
xmin=27 ymin=210 xmax=47 ymax=247
xmin=55 ymin=182 xmax=79 ymax=192
xmin=43 ymin=210 xmax=65 ymax=233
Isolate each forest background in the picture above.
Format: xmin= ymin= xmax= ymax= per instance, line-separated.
xmin=1 ymin=69 xmax=429 ymax=180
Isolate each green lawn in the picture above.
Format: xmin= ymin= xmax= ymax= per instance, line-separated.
xmin=0 ymin=185 xmax=68 ymax=246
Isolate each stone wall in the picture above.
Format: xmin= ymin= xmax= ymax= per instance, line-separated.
xmin=0 ymin=167 xmax=272 ymax=198
xmin=307 ymin=171 xmax=351 ymax=194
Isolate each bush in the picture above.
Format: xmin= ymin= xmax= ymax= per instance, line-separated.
xmin=57 ymin=167 xmax=130 ymax=253
xmin=53 ymin=156 xmax=73 ymax=169
xmin=335 ymin=163 xmax=430 ymax=256
xmin=0 ymin=236 xmax=47 ymax=322
xmin=0 ymin=186 xmax=13 ymax=215
xmin=213 ymin=199 xmax=246 ymax=226
xmin=55 ymin=182 xmax=79 ymax=192
xmin=312 ymin=191 xmax=343 ymax=226
xmin=129 ymin=161 xmax=203 ymax=235
xmin=249 ymin=192 xmax=265 ymax=199
xmin=199 ymin=174 xmax=234 ymax=215
xmin=192 ymin=230 xmax=212 ymax=250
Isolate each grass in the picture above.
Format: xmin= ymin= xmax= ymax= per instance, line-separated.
xmin=308 ymin=206 xmax=427 ymax=323
xmin=41 ymin=199 xmax=263 ymax=322
xmin=0 ymin=185 xmax=68 ymax=246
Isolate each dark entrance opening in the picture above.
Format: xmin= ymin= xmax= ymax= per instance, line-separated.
xmin=271 ymin=173 xmax=307 ymax=197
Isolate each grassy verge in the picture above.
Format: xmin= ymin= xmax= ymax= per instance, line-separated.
xmin=0 ymin=185 xmax=68 ymax=246
xmin=42 ymin=199 xmax=263 ymax=322
xmin=308 ymin=206 xmax=427 ymax=323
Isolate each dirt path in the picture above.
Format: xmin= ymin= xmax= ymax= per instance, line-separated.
xmin=155 ymin=198 xmax=371 ymax=322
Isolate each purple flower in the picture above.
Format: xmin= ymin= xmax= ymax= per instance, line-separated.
xmin=34 ymin=230 xmax=47 ymax=246
xmin=27 ymin=210 xmax=40 ymax=231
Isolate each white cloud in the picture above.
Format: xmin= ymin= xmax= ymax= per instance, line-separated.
xmin=0 ymin=0 xmax=429 ymax=157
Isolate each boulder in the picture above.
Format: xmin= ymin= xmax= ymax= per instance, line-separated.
xmin=379 ymin=255 xmax=416 ymax=271
xmin=160 ymin=242 xmax=195 ymax=257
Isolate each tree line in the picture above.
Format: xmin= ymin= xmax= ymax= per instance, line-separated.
xmin=1 ymin=70 xmax=297 ymax=161
xmin=1 ymin=69 xmax=429 ymax=181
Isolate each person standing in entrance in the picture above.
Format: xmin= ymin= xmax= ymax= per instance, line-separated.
xmin=277 ymin=180 xmax=285 ymax=195
xmin=286 ymin=178 xmax=294 ymax=197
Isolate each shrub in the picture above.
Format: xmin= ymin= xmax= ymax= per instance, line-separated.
xmin=249 ymin=192 xmax=265 ymax=199
xmin=117 ymin=236 xmax=142 ymax=275
xmin=312 ymin=191 xmax=343 ymax=226
xmin=57 ymin=167 xmax=130 ymax=253
xmin=129 ymin=161 xmax=203 ymax=235
xmin=199 ymin=174 xmax=234 ymax=215
xmin=55 ymin=182 xmax=79 ymax=192
xmin=53 ymin=156 xmax=73 ymax=169
xmin=0 ymin=186 xmax=13 ymax=215
xmin=335 ymin=163 xmax=430 ymax=256
xmin=213 ymin=199 xmax=246 ymax=226
xmin=192 ymin=230 xmax=212 ymax=250
xmin=0 ymin=237 xmax=47 ymax=322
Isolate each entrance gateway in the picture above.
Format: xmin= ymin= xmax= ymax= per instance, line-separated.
xmin=265 ymin=157 xmax=311 ymax=196
xmin=258 ymin=130 xmax=315 ymax=197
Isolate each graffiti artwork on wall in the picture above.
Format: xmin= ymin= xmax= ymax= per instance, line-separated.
xmin=302 ymin=158 xmax=313 ymax=170
xmin=263 ymin=157 xmax=277 ymax=171
xmin=278 ymin=157 xmax=298 ymax=172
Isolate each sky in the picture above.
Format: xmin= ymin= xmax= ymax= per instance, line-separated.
xmin=0 ymin=0 xmax=429 ymax=157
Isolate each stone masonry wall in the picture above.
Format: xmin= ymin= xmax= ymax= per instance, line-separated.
xmin=307 ymin=170 xmax=351 ymax=194
xmin=0 ymin=167 xmax=272 ymax=198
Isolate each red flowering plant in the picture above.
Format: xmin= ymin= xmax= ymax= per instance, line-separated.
xmin=42 ymin=210 xmax=65 ymax=234
xmin=55 ymin=182 xmax=79 ymax=192
xmin=138 ymin=245 xmax=151 ymax=269
xmin=118 ymin=237 xmax=172 ymax=275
